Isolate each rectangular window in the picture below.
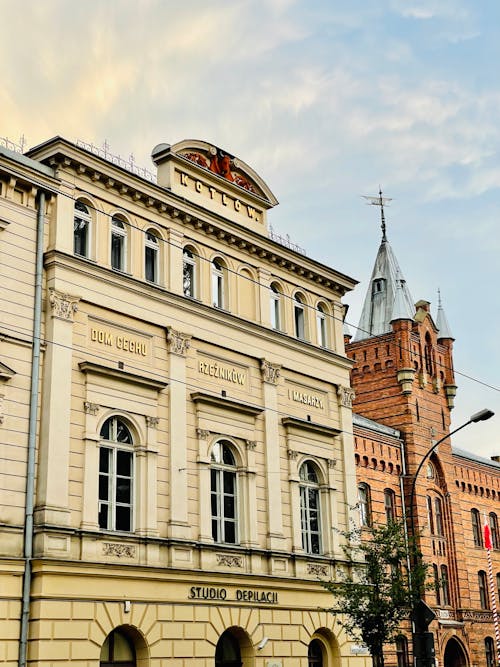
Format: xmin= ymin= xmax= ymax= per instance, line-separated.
xmin=145 ymin=245 xmax=157 ymax=282
xmin=98 ymin=446 xmax=133 ymax=531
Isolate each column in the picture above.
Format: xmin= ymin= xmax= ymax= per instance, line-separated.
xmin=166 ymin=327 xmax=191 ymax=539
xmin=167 ymin=229 xmax=184 ymax=295
xmin=261 ymin=359 xmax=286 ymax=550
xmin=336 ymin=385 xmax=358 ymax=531
xmin=196 ymin=428 xmax=213 ymax=542
xmin=80 ymin=401 xmax=100 ymax=530
xmin=35 ymin=288 xmax=79 ymax=526
xmin=136 ymin=416 xmax=159 ymax=536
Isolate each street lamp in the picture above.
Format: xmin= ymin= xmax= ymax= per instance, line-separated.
xmin=408 ymin=408 xmax=494 ymax=667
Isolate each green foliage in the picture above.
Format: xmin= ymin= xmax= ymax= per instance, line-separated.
xmin=323 ymin=520 xmax=428 ymax=667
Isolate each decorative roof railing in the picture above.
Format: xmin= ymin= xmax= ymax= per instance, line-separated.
xmin=75 ymin=139 xmax=157 ymax=182
xmin=269 ymin=225 xmax=306 ymax=256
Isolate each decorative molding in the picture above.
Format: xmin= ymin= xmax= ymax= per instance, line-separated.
xmin=0 ymin=395 xmax=4 ymax=424
xmin=337 ymin=385 xmax=355 ymax=408
xmin=102 ymin=542 xmax=136 ymax=558
xmin=166 ymin=327 xmax=191 ymax=356
xmin=191 ymin=392 xmax=263 ymax=416
xmin=0 ymin=361 xmax=16 ymax=383
xmin=48 ymin=288 xmax=79 ymax=321
xmin=216 ymin=553 xmax=243 ymax=568
xmin=287 ymin=449 xmax=298 ymax=460
xmin=460 ymin=610 xmax=493 ymax=622
xmin=196 ymin=428 xmax=210 ymax=440
xmin=282 ymin=417 xmax=341 ymax=438
xmin=0 ymin=217 xmax=10 ymax=232
xmin=245 ymin=440 xmax=257 ymax=451
xmin=83 ymin=401 xmax=100 ymax=415
xmin=260 ymin=359 xmax=281 ymax=385
xmin=307 ymin=563 xmax=328 ymax=577
xmin=145 ymin=416 xmax=159 ymax=428
xmin=79 ymin=361 xmax=167 ymax=392
xmin=327 ymin=458 xmax=337 ymax=469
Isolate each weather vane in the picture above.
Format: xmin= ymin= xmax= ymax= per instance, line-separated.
xmin=362 ymin=187 xmax=392 ymax=241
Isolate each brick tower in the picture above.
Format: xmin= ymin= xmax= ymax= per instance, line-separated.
xmin=345 ymin=197 xmax=460 ymax=606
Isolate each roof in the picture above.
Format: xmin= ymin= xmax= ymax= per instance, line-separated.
xmin=353 ymin=412 xmax=401 ymax=438
xmin=353 ymin=237 xmax=414 ymax=341
xmin=452 ymin=446 xmax=500 ymax=470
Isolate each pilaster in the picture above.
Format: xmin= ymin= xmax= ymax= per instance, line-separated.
xmin=260 ymin=359 xmax=285 ymax=550
xmin=167 ymin=229 xmax=184 ymax=294
xmin=35 ymin=288 xmax=79 ymax=526
xmin=166 ymin=327 xmax=191 ymax=539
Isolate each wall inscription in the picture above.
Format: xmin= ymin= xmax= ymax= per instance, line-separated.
xmin=188 ymin=586 xmax=278 ymax=604
xmin=198 ymin=359 xmax=247 ymax=385
xmin=90 ymin=326 xmax=149 ymax=357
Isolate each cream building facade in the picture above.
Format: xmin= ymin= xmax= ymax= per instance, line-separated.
xmin=0 ymin=138 xmax=367 ymax=667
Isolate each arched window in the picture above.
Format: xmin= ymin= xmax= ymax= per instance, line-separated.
xmin=427 ymin=496 xmax=435 ymax=534
xmin=479 ymin=570 xmax=489 ymax=609
xmin=144 ymin=230 xmax=159 ymax=283
xmin=100 ymin=628 xmax=136 ymax=667
xmin=111 ymin=216 xmax=127 ymax=271
xmin=433 ymin=564 xmax=441 ymax=605
xmin=183 ymin=247 xmax=197 ymax=297
xmin=294 ymin=293 xmax=306 ymax=340
xmin=424 ymin=332 xmax=434 ymax=376
xmin=210 ymin=440 xmax=238 ymax=544
xmin=358 ymin=483 xmax=372 ymax=527
xmin=316 ymin=303 xmax=328 ymax=347
xmin=497 ymin=572 xmax=500 ymax=603
xmin=270 ymin=283 xmax=281 ymax=330
xmin=471 ymin=508 xmax=482 ymax=547
xmin=434 ymin=497 xmax=444 ymax=536
xmin=212 ymin=258 xmax=226 ymax=308
xmin=490 ymin=512 xmax=499 ymax=549
xmin=99 ymin=417 xmax=134 ymax=532
xmin=215 ymin=630 xmax=241 ymax=667
xmin=384 ymin=488 xmax=396 ymax=523
xmin=308 ymin=639 xmax=324 ymax=667
xmin=74 ymin=200 xmax=91 ymax=257
xmin=485 ymin=637 xmax=495 ymax=667
xmin=396 ymin=635 xmax=409 ymax=667
xmin=441 ymin=565 xmax=450 ymax=606
xmin=299 ymin=461 xmax=321 ymax=554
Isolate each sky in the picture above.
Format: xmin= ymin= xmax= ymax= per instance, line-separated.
xmin=1 ymin=0 xmax=499 ymax=457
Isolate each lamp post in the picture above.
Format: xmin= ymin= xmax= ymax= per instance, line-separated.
xmin=408 ymin=408 xmax=494 ymax=667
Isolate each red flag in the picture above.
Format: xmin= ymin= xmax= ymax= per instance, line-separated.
xmin=484 ymin=519 xmax=493 ymax=550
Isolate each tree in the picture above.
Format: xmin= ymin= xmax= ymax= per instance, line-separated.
xmin=323 ymin=520 xmax=428 ymax=667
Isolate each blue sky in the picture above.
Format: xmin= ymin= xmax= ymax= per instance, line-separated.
xmin=1 ymin=0 xmax=499 ymax=456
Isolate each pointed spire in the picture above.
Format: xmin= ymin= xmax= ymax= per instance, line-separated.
xmin=354 ymin=192 xmax=414 ymax=341
xmin=436 ymin=289 xmax=454 ymax=340
xmin=391 ymin=276 xmax=414 ymax=323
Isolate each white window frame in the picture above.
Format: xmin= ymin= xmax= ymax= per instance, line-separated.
xmin=294 ymin=294 xmax=306 ymax=339
xmin=98 ymin=416 xmax=134 ymax=532
xmin=299 ymin=461 xmax=322 ymax=555
xmin=211 ymin=258 xmax=225 ymax=308
xmin=316 ymin=303 xmax=327 ymax=347
xmin=111 ymin=217 xmax=127 ymax=271
xmin=183 ymin=247 xmax=197 ymax=297
xmin=144 ymin=230 xmax=159 ymax=283
xmin=210 ymin=440 xmax=238 ymax=544
xmin=270 ymin=283 xmax=281 ymax=330
xmin=74 ymin=200 xmax=91 ymax=258
xmin=358 ymin=483 xmax=371 ymax=527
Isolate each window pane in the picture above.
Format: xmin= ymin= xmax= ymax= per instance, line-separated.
xmin=98 ymin=502 xmax=109 ymax=529
xmin=99 ymin=474 xmax=109 ymax=501
xmin=145 ymin=245 xmax=157 ymax=282
xmin=116 ymin=478 xmax=131 ymax=504
xmin=223 ymin=494 xmax=235 ymax=519
xmin=116 ymin=420 xmax=132 ymax=444
xmin=99 ymin=447 xmax=110 ymax=472
xmin=115 ymin=506 xmax=131 ymax=532
xmin=224 ymin=521 xmax=236 ymax=544
xmin=223 ymin=471 xmax=235 ymax=495
xmin=116 ymin=450 xmax=132 ymax=476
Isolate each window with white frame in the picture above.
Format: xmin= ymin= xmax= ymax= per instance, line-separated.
xmin=111 ymin=217 xmax=127 ymax=271
xmin=270 ymin=283 xmax=281 ymax=330
xmin=98 ymin=416 xmax=134 ymax=532
xmin=210 ymin=440 xmax=238 ymax=544
xmin=358 ymin=483 xmax=372 ymax=527
xmin=384 ymin=488 xmax=396 ymax=523
xmin=294 ymin=293 xmax=306 ymax=339
xmin=74 ymin=200 xmax=91 ymax=257
xmin=299 ymin=461 xmax=321 ymax=554
xmin=144 ymin=230 xmax=159 ymax=283
xmin=316 ymin=303 xmax=327 ymax=347
xmin=479 ymin=570 xmax=489 ymax=609
xmin=211 ymin=258 xmax=225 ymax=308
xmin=183 ymin=247 xmax=197 ymax=297
xmin=471 ymin=508 xmax=482 ymax=547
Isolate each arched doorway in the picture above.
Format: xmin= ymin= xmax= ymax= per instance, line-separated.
xmin=215 ymin=630 xmax=243 ymax=667
xmin=308 ymin=638 xmax=324 ymax=667
xmin=443 ymin=637 xmax=468 ymax=667
xmin=100 ymin=628 xmax=136 ymax=667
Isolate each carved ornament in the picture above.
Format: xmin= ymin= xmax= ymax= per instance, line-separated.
xmin=145 ymin=416 xmax=159 ymax=428
xmin=49 ymin=288 xmax=79 ymax=321
xmin=307 ymin=563 xmax=328 ymax=577
xmin=166 ymin=327 xmax=191 ymax=356
xmin=337 ymin=385 xmax=355 ymax=408
xmin=261 ymin=359 xmax=281 ymax=385
xmin=102 ymin=543 xmax=136 ymax=558
xmin=83 ymin=401 xmax=100 ymax=415
xmin=216 ymin=553 xmax=243 ymax=568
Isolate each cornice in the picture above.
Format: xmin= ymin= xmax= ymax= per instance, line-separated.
xmin=191 ymin=391 xmax=263 ymax=416
xmin=29 ymin=138 xmax=356 ymax=295
xmin=78 ymin=361 xmax=168 ymax=391
xmin=281 ymin=416 xmax=341 ymax=438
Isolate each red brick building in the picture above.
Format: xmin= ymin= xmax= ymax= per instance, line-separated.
xmin=346 ymin=217 xmax=500 ymax=667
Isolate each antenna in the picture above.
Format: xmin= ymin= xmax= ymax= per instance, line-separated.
xmin=362 ymin=187 xmax=392 ymax=241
